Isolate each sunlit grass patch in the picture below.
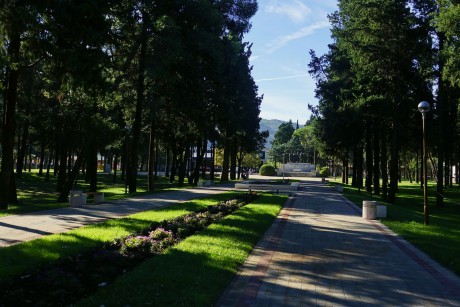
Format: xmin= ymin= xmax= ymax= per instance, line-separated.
xmin=0 ymin=192 xmax=244 ymax=282
xmin=0 ymin=172 xmax=178 ymax=216
xmin=78 ymin=194 xmax=287 ymax=306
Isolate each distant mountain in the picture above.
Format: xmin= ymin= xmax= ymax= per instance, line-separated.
xmin=259 ymin=119 xmax=286 ymax=148
xmin=259 ymin=119 xmax=304 ymax=148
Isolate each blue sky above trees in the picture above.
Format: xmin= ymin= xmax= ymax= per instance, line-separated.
xmin=244 ymin=0 xmax=337 ymax=124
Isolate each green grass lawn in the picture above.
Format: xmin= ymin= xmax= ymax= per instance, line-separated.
xmin=0 ymin=171 xmax=180 ymax=216
xmin=0 ymin=192 xmax=246 ymax=282
xmin=331 ymin=179 xmax=460 ymax=276
xmin=78 ymin=193 xmax=287 ymax=306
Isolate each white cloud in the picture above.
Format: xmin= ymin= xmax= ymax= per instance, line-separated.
xmin=266 ymin=21 xmax=330 ymax=54
xmin=265 ymin=0 xmax=312 ymax=23
xmin=249 ymin=55 xmax=260 ymax=62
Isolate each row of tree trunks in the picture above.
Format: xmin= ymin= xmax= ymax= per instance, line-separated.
xmin=221 ymin=135 xmax=230 ymax=182
xmin=148 ymin=122 xmax=155 ymax=191
xmin=0 ymin=29 xmax=21 ymax=209
xmin=128 ymin=17 xmax=148 ymax=193
xmin=16 ymin=121 xmax=29 ymax=178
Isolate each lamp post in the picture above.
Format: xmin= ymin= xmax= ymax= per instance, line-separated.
xmin=418 ymin=101 xmax=430 ymax=225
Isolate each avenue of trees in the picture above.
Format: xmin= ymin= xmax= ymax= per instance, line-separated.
xmin=0 ymin=0 xmax=266 ymax=209
xmin=308 ymin=0 xmax=460 ymax=205
xmin=268 ymin=120 xmax=319 ymax=167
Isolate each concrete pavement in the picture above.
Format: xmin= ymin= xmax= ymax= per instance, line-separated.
xmin=0 ymin=185 xmax=232 ymax=247
xmin=218 ymin=180 xmax=460 ymax=306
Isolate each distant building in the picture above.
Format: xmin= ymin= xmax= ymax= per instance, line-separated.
xmin=259 ymin=147 xmax=269 ymax=164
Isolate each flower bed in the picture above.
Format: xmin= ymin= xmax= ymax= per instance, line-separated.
xmin=0 ymin=193 xmax=258 ymax=306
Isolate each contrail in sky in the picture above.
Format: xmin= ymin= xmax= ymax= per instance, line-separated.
xmin=256 ymin=74 xmax=308 ymax=82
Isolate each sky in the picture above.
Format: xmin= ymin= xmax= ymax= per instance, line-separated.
xmin=243 ymin=0 xmax=338 ymax=125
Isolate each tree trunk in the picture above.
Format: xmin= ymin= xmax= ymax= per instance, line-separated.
xmin=177 ymin=150 xmax=186 ymax=187
xmin=202 ymin=141 xmax=207 ymax=180
xmin=8 ymin=170 xmax=18 ymax=204
xmin=113 ymin=154 xmax=118 ymax=183
xmin=456 ymin=163 xmax=459 ymax=186
xmin=221 ymin=136 xmax=230 ymax=182
xmin=436 ymin=34 xmax=447 ymax=207
xmin=57 ymin=140 xmax=68 ymax=192
xmin=154 ymin=141 xmax=159 ymax=181
xmin=87 ymin=139 xmax=98 ymax=192
xmin=16 ymin=123 xmax=29 ymax=178
xmin=381 ymin=130 xmax=388 ymax=201
xmin=46 ymin=150 xmax=53 ymax=181
xmin=373 ymin=119 xmax=381 ymax=195
xmin=365 ymin=124 xmax=373 ymax=192
xmin=388 ymin=122 xmax=399 ymax=203
xmin=191 ymin=140 xmax=206 ymax=185
xmin=0 ymin=30 xmax=20 ymax=209
xmin=57 ymin=154 xmax=83 ymax=203
xmin=352 ymin=146 xmax=358 ymax=187
xmin=356 ymin=145 xmax=364 ymax=189
xmin=165 ymin=147 xmax=170 ymax=178
xmin=28 ymin=143 xmax=32 ymax=172
xmin=230 ymin=138 xmax=237 ymax=180
xmin=38 ymin=136 xmax=46 ymax=176
xmin=53 ymin=146 xmax=59 ymax=176
xmin=120 ymin=151 xmax=126 ymax=182
xmin=128 ymin=19 xmax=148 ymax=193
xmin=210 ymin=141 xmax=215 ymax=180
xmin=148 ymin=122 xmax=155 ymax=191
xmin=170 ymin=147 xmax=177 ymax=183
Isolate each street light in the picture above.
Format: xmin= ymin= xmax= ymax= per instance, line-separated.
xmin=418 ymin=101 xmax=430 ymax=225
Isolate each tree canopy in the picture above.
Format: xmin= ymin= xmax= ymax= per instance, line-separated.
xmin=309 ymin=0 xmax=460 ymax=204
xmin=0 ymin=0 xmax=266 ymax=209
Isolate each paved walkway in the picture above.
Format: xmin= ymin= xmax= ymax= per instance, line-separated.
xmin=218 ymin=180 xmax=460 ymax=306
xmin=0 ymin=186 xmax=232 ymax=247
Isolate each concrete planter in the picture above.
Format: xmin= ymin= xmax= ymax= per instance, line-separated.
xmin=69 ymin=190 xmax=85 ymax=207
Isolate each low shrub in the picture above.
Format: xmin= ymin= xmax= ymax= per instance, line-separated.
xmin=118 ymin=195 xmax=258 ymax=258
xmin=319 ymin=166 xmax=331 ymax=177
xmin=260 ymin=164 xmax=276 ymax=176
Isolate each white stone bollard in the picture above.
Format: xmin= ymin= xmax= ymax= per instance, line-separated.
xmin=362 ymin=201 xmax=377 ymax=220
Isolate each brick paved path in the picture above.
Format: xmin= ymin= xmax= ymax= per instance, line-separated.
xmin=0 ymin=186 xmax=231 ymax=247
xmin=218 ymin=180 xmax=460 ymax=306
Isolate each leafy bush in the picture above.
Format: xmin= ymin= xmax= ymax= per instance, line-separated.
xmin=319 ymin=166 xmax=331 ymax=177
xmin=149 ymin=228 xmax=173 ymax=240
xmin=120 ymin=235 xmax=155 ymax=257
xmin=260 ymin=164 xmax=276 ymax=176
